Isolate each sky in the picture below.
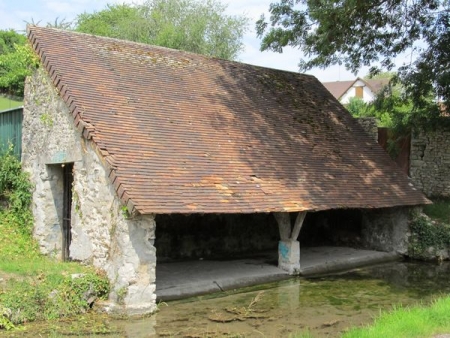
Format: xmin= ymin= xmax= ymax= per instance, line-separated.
xmin=0 ymin=0 xmax=385 ymax=82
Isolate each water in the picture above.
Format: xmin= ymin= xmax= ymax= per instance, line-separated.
xmin=4 ymin=261 xmax=450 ymax=337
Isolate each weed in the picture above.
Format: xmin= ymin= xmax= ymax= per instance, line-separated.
xmin=0 ymin=146 xmax=33 ymax=232
xmin=0 ymin=272 xmax=109 ymax=325
xmin=0 ymin=305 xmax=15 ymax=330
xmin=409 ymin=212 xmax=450 ymax=259
xmin=0 ymin=149 xmax=110 ymax=329
xmin=423 ymin=198 xmax=450 ymax=224
xmin=40 ymin=112 xmax=54 ymax=128
xmin=116 ymin=287 xmax=128 ymax=305
xmin=121 ymin=205 xmax=130 ymax=219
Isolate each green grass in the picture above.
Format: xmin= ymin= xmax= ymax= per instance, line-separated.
xmin=0 ymin=96 xmax=22 ymax=111
xmin=0 ymin=210 xmax=91 ymax=276
xmin=0 ymin=209 xmax=109 ymax=329
xmin=424 ymin=198 xmax=450 ymax=224
xmin=342 ymin=296 xmax=450 ymax=338
xmin=0 ymin=151 xmax=109 ymax=330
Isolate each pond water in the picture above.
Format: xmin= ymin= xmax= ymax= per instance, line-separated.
xmin=5 ymin=261 xmax=450 ymax=337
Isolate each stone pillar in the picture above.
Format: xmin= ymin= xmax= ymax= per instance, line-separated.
xmin=278 ymin=240 xmax=300 ymax=274
xmin=274 ymin=211 xmax=306 ymax=275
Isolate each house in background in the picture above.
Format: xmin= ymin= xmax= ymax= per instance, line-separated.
xmin=322 ymin=77 xmax=389 ymax=104
xmin=23 ymin=27 xmax=428 ymax=316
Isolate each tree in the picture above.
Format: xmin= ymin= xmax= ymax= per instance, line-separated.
xmin=75 ymin=4 xmax=142 ymax=39
xmin=0 ymin=43 xmax=39 ymax=97
xmin=0 ymin=21 xmax=72 ymax=98
xmin=256 ymin=0 xmax=450 ymax=126
xmin=0 ymin=30 xmax=26 ymax=56
xmin=0 ymin=30 xmax=30 ymax=97
xmin=75 ymin=0 xmax=249 ymax=60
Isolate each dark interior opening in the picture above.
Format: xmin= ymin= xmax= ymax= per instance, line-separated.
xmin=155 ymin=213 xmax=279 ymax=262
xmin=62 ymin=163 xmax=74 ymax=261
xmin=155 ymin=209 xmax=363 ymax=262
xmin=300 ymin=209 xmax=363 ymax=247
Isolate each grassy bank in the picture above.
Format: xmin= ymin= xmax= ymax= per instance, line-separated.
xmin=0 ymin=149 xmax=109 ymax=330
xmin=342 ymin=200 xmax=450 ymax=338
xmin=342 ymin=296 xmax=450 ymax=338
xmin=0 ymin=96 xmax=22 ymax=111
xmin=291 ymin=295 xmax=450 ymax=338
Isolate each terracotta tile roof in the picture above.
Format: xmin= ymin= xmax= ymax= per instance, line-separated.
xmin=322 ymin=78 xmax=389 ymax=100
xmin=27 ymin=27 xmax=429 ymax=214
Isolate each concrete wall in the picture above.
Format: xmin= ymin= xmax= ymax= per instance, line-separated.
xmin=410 ymin=127 xmax=450 ymax=197
xmin=22 ymin=69 xmax=157 ymax=315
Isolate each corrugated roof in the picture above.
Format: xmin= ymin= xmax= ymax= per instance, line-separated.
xmin=27 ymin=27 xmax=429 ymax=214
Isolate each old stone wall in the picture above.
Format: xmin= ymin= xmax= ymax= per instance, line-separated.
xmin=22 ymin=69 xmax=157 ymax=315
xmin=356 ymin=117 xmax=378 ymax=142
xmin=22 ymin=69 xmax=82 ymax=256
xmin=361 ymin=206 xmax=415 ymax=255
xmin=410 ymin=126 xmax=450 ymax=197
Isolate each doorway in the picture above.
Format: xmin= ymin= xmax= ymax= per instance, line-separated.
xmin=62 ymin=163 xmax=73 ymax=261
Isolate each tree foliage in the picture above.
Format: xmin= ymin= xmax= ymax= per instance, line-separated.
xmin=76 ymin=0 xmax=249 ymax=60
xmin=0 ymin=30 xmax=26 ymax=56
xmin=0 ymin=30 xmax=30 ymax=97
xmin=0 ymin=41 xmax=39 ymax=97
xmin=257 ymin=0 xmax=450 ymax=126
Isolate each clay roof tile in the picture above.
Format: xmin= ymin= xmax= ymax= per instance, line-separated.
xmin=27 ymin=27 xmax=429 ymax=214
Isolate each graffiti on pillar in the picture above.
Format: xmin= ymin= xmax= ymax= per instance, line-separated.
xmin=279 ymin=241 xmax=290 ymax=259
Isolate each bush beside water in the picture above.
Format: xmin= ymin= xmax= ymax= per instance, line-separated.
xmin=409 ymin=203 xmax=450 ymax=260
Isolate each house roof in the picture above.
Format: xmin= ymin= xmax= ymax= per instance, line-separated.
xmin=27 ymin=27 xmax=429 ymax=215
xmin=322 ymin=78 xmax=389 ymax=100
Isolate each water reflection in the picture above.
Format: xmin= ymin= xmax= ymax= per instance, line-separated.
xmin=9 ymin=261 xmax=450 ymax=337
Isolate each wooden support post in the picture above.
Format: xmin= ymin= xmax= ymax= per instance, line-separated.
xmin=274 ymin=212 xmax=291 ymax=241
xmin=290 ymin=211 xmax=307 ymax=240
xmin=273 ymin=211 xmax=308 ymax=275
xmin=274 ymin=211 xmax=307 ymax=240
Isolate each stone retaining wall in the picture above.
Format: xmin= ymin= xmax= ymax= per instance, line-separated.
xmin=410 ymin=126 xmax=450 ymax=197
xmin=356 ymin=117 xmax=378 ymax=142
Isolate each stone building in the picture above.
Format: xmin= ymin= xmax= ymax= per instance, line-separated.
xmin=23 ymin=27 xmax=428 ymax=315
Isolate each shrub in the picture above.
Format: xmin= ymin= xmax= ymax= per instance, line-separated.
xmin=0 ymin=273 xmax=110 ymax=325
xmin=409 ymin=213 xmax=450 ymax=259
xmin=0 ymin=146 xmax=33 ymax=234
